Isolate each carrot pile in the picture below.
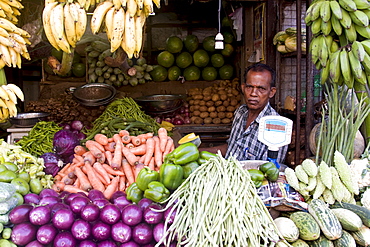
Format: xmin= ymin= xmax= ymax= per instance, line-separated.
xmin=52 ymin=127 xmax=174 ymax=200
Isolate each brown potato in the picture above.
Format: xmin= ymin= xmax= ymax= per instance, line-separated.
xmin=230 ymin=98 xmax=239 ymax=106
xmin=203 ymin=117 xmax=213 ymax=124
xmin=216 ymin=106 xmax=226 ymax=112
xmin=199 ymin=112 xmax=209 ymax=118
xmin=215 ymin=100 xmax=223 ymax=106
xmin=189 ymin=106 xmax=196 ymax=112
xmin=194 ymin=117 xmax=203 ymax=124
xmin=203 ymin=95 xmax=212 ymax=101
xmin=206 ymin=101 xmax=215 ymax=107
xmin=193 ymin=110 xmax=201 ymax=116
xmin=232 ymin=89 xmax=239 ymax=96
xmin=218 ymin=89 xmax=226 ymax=95
xmin=193 ymin=99 xmax=200 ymax=105
xmin=209 ymin=112 xmax=218 ymax=118
xmin=199 ymin=100 xmax=206 ymax=106
xmin=225 ymin=112 xmax=234 ymax=118
xmin=193 ymin=94 xmax=203 ymax=100
xmin=226 ymin=106 xmax=235 ymax=112
xmin=189 ymin=99 xmax=195 ymax=105
xmin=212 ymin=94 xmax=220 ymax=101
xmin=220 ymin=94 xmax=228 ymax=101
xmin=212 ymin=118 xmax=221 ymax=124
xmin=193 ymin=105 xmax=200 ymax=110
xmin=208 ymin=106 xmax=216 ymax=112
xmin=199 ymin=106 xmax=208 ymax=112
xmin=223 ymin=100 xmax=230 ymax=107
xmin=190 ymin=116 xmax=198 ymax=122
xmin=221 ymin=118 xmax=231 ymax=124
xmin=217 ymin=112 xmax=226 ymax=118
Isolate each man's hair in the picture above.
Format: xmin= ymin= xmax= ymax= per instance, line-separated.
xmin=244 ymin=63 xmax=276 ymax=87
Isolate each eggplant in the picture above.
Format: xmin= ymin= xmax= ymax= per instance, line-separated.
xmin=113 ymin=196 xmax=131 ymax=208
xmin=92 ymin=221 xmax=111 ymax=241
xmin=24 ymin=193 xmax=40 ymax=205
xmin=29 ymin=205 xmax=51 ymax=225
xmin=51 ymin=202 xmax=70 ymax=215
xmin=138 ymin=198 xmax=153 ymax=211
xmin=122 ymin=204 xmax=143 ymax=226
xmin=39 ymin=188 xmax=59 ymax=198
xmin=81 ymin=203 xmax=100 ymax=222
xmin=58 ymin=190 xmax=70 ymax=202
xmin=153 ymin=222 xmax=165 ymax=242
xmin=71 ymin=219 xmax=91 ymax=240
xmin=9 ymin=204 xmax=33 ymax=224
xmin=111 ymin=221 xmax=132 ymax=243
xmin=100 ymin=204 xmax=121 ymax=225
xmin=79 ymin=240 xmax=98 ymax=247
xmin=37 ymin=223 xmax=57 ymax=245
xmin=88 ymin=189 xmax=106 ymax=201
xmin=93 ymin=198 xmax=111 ymax=209
xmin=52 ymin=208 xmax=74 ymax=230
xmin=38 ymin=195 xmax=61 ymax=206
xmin=132 ymin=222 xmax=153 ymax=245
xmin=98 ymin=239 xmax=118 ymax=247
xmin=65 ymin=193 xmax=86 ymax=205
xmin=163 ymin=205 xmax=176 ymax=225
xmin=11 ymin=222 xmax=37 ymax=246
xmin=70 ymin=196 xmax=90 ymax=215
xmin=25 ymin=240 xmax=44 ymax=247
xmin=53 ymin=231 xmax=77 ymax=247
xmin=119 ymin=241 xmax=140 ymax=247
xmin=110 ymin=190 xmax=126 ymax=202
xmin=143 ymin=204 xmax=164 ymax=225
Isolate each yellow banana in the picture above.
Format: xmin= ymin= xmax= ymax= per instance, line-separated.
xmin=4 ymin=98 xmax=17 ymax=117
xmin=339 ymin=9 xmax=352 ymax=28
xmin=11 ymin=7 xmax=21 ymax=17
xmin=6 ymin=0 xmax=24 ymax=9
xmin=86 ymin=0 xmax=93 ymax=10
xmin=0 ymin=27 xmax=9 ymax=37
xmin=134 ymin=14 xmax=146 ymax=58
xmin=124 ymin=13 xmax=136 ymax=58
xmin=91 ymin=1 xmax=113 ymax=34
xmin=8 ymin=46 xmax=17 ymax=68
xmin=0 ymin=17 xmax=16 ymax=32
xmin=0 ymin=9 xmax=5 ymax=18
xmin=136 ymin=0 xmax=144 ymax=10
xmin=354 ymin=23 xmax=370 ymax=38
xmin=9 ymin=32 xmax=25 ymax=45
xmin=111 ymin=7 xmax=125 ymax=53
xmin=75 ymin=6 xmax=87 ymax=42
xmin=311 ymin=18 xmax=322 ymax=34
xmin=349 ymin=9 xmax=369 ymax=27
xmin=320 ymin=1 xmax=331 ymax=23
xmin=0 ymin=58 xmax=5 ymax=69
xmin=77 ymin=0 xmax=87 ymax=9
xmin=361 ymin=51 xmax=370 ymax=73
xmin=143 ymin=0 xmax=153 ymax=16
xmin=105 ymin=6 xmax=115 ymax=41
xmin=2 ymin=106 xmax=9 ymax=120
xmin=0 ymin=1 xmax=13 ymax=15
xmin=351 ymin=40 xmax=366 ymax=61
xmin=49 ymin=3 xmax=65 ymax=42
xmin=0 ymin=97 xmax=7 ymax=108
xmin=0 ymin=84 xmax=9 ymax=100
xmin=329 ymin=50 xmax=341 ymax=84
xmin=0 ymin=44 xmax=11 ymax=67
xmin=340 ymin=48 xmax=354 ymax=88
xmin=339 ymin=0 xmax=358 ymax=12
xmin=15 ymin=50 xmax=21 ymax=68
xmin=63 ymin=3 xmax=76 ymax=47
xmin=329 ymin=0 xmax=343 ymax=20
xmin=321 ymin=18 xmax=332 ymax=35
xmin=152 ymin=0 xmax=160 ymax=8
xmin=2 ymin=84 xmax=17 ymax=104
xmin=113 ymin=0 xmax=122 ymax=9
xmin=121 ymin=0 xmax=128 ymax=8
xmin=344 ymin=24 xmax=357 ymax=42
xmin=0 ymin=35 xmax=13 ymax=47
xmin=331 ymin=15 xmax=343 ymax=35
xmin=5 ymin=83 xmax=24 ymax=102
xmin=352 ymin=0 xmax=370 ymax=9
xmin=69 ymin=2 xmax=80 ymax=22
xmin=126 ymin=0 xmax=137 ymax=17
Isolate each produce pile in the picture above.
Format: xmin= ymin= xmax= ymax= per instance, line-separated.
xmin=187 ymin=78 xmax=241 ymax=124
xmin=272 ymin=27 xmax=307 ymax=54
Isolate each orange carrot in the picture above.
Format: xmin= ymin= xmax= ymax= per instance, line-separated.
xmin=85 ymin=161 xmax=105 ymax=192
xmin=52 ymin=181 xmax=65 ymax=193
xmin=121 ymin=135 xmax=131 ymax=144
xmin=153 ymin=136 xmax=163 ymax=168
xmin=93 ymin=162 xmax=111 ymax=185
xmin=54 ymin=174 xmax=63 ymax=181
xmin=122 ymin=159 xmax=135 ymax=185
xmin=125 ymin=143 xmax=134 ymax=149
xmin=149 ymin=156 xmax=155 ymax=171
xmin=73 ymin=154 xmax=84 ymax=164
xmin=129 ymin=144 xmax=147 ymax=156
xmin=104 ymin=142 xmax=116 ymax=152
xmin=108 ymin=137 xmax=114 ymax=142
xmin=59 ymin=163 xmax=72 ymax=175
xmin=86 ymin=140 xmax=105 ymax=152
xmin=103 ymin=176 xmax=119 ymax=200
xmin=157 ymin=127 xmax=168 ymax=152
xmin=134 ymin=162 xmax=145 ymax=179
xmin=96 ymin=153 xmax=106 ymax=164
xmin=74 ymin=178 xmax=80 ymax=188
xmin=139 ymin=154 xmax=146 ymax=164
xmin=111 ymin=141 xmax=123 ymax=170
xmin=105 ymin=150 xmax=113 ymax=165
xmin=86 ymin=141 xmax=104 ymax=159
xmin=96 ymin=172 xmax=109 ymax=186
xmin=102 ymin=163 xmax=125 ymax=176
xmin=94 ymin=133 xmax=109 ymax=146
xmin=74 ymin=145 xmax=87 ymax=156
xmin=137 ymin=132 xmax=154 ymax=140
xmin=64 ymin=185 xmax=88 ymax=195
xmin=163 ymin=137 xmax=174 ymax=162
xmin=82 ymin=151 xmax=96 ymax=164
xmin=121 ymin=146 xmax=139 ymax=166
xmin=130 ymin=136 xmax=141 ymax=146
xmin=75 ymin=166 xmax=92 ymax=191
xmin=119 ymin=130 xmax=130 ymax=137
xmin=119 ymin=175 xmax=126 ymax=191
xmin=144 ymin=137 xmax=155 ymax=165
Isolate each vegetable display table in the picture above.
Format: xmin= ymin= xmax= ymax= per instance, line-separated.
xmin=6 ymin=126 xmax=32 ymax=144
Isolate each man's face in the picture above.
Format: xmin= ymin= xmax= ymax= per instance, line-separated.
xmin=241 ymin=70 xmax=276 ymax=112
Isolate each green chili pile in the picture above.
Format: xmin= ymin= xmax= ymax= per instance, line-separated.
xmin=16 ymin=121 xmax=62 ymax=157
xmin=157 ymin=154 xmax=290 ymax=247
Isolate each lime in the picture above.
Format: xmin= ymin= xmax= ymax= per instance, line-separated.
xmin=211 ymin=53 xmax=225 ymax=67
xmin=18 ymin=172 xmax=31 ymax=183
xmin=222 ymin=16 xmax=232 ymax=27
xmin=2 ymin=162 xmax=17 ymax=172
xmin=0 ymin=164 xmax=7 ymax=173
xmin=219 ymin=64 xmax=234 ymax=80
xmin=202 ymin=67 xmax=218 ymax=81
xmin=184 ymin=65 xmax=201 ymax=81
xmin=193 ymin=49 xmax=209 ymax=67
xmin=0 ymin=170 xmax=17 ymax=183
xmin=221 ymin=43 xmax=234 ymax=57
xmin=183 ymin=35 xmax=199 ymax=53
xmin=202 ymin=36 xmax=216 ymax=53
xmin=176 ymin=51 xmax=193 ymax=68
xmin=51 ymin=47 xmax=63 ymax=61
xmin=13 ymin=192 xmax=24 ymax=206
xmin=29 ymin=178 xmax=43 ymax=194
xmin=72 ymin=62 xmax=86 ymax=77
xmin=168 ymin=66 xmax=182 ymax=81
xmin=157 ymin=51 xmax=175 ymax=68
xmin=11 ymin=178 xmax=30 ymax=196
xmin=166 ymin=36 xmax=183 ymax=53
xmin=223 ymin=31 xmax=234 ymax=44
xmin=150 ymin=65 xmax=168 ymax=82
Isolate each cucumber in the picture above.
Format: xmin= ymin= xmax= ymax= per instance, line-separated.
xmin=290 ymin=211 xmax=321 ymax=241
xmin=291 ymin=239 xmax=309 ymax=247
xmin=333 ymin=230 xmax=356 ymax=247
xmin=330 ymin=201 xmax=370 ymax=227
xmin=350 ymin=225 xmax=370 ymax=247
xmin=308 ymin=199 xmax=342 ymax=240
xmin=308 ymin=235 xmax=334 ymax=247
xmin=331 ymin=208 xmax=362 ymax=231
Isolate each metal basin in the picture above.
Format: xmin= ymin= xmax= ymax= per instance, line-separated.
xmin=10 ymin=112 xmax=50 ymax=127
xmin=73 ymin=83 xmax=116 ymax=105
xmin=134 ymin=94 xmax=186 ymax=113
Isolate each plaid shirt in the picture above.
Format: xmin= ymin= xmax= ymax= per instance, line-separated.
xmin=226 ymin=103 xmax=288 ymax=164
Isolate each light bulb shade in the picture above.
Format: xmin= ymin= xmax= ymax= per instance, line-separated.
xmin=215 ymin=40 xmax=224 ymax=49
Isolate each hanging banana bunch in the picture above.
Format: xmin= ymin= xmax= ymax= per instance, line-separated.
xmin=91 ymin=0 xmax=160 ymax=58
xmin=305 ymin=0 xmax=370 ymax=86
xmin=75 ymin=0 xmax=105 ymax=11
xmin=0 ymin=0 xmax=24 ymax=24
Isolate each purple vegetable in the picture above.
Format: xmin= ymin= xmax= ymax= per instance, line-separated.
xmin=24 ymin=193 xmax=40 ymax=205
xmin=143 ymin=204 xmax=164 ymax=225
xmin=9 ymin=204 xmax=33 ymax=224
xmin=92 ymin=221 xmax=111 ymax=241
xmin=11 ymin=222 xmax=37 ymax=246
xmin=98 ymin=239 xmax=118 ymax=247
xmin=53 ymin=231 xmax=77 ymax=247
xmin=58 ymin=190 xmax=70 ymax=201
xmin=70 ymin=196 xmax=90 ymax=215
xmin=164 ymin=205 xmax=176 ymax=225
xmin=29 ymin=205 xmax=51 ymax=225
xmin=100 ymin=204 xmax=121 ymax=225
xmin=79 ymin=240 xmax=97 ymax=247
xmin=77 ymin=132 xmax=87 ymax=141
xmin=122 ymin=204 xmax=143 ymax=226
xmin=142 ymin=243 xmax=156 ymax=247
xmin=110 ymin=190 xmax=126 ymax=201
xmin=53 ymin=129 xmax=80 ymax=163
xmin=88 ymin=189 xmax=106 ymax=201
xmin=38 ymin=195 xmax=61 ymax=206
xmin=39 ymin=188 xmax=59 ymax=198
xmin=111 ymin=221 xmax=132 ymax=243
xmin=132 ymin=222 xmax=153 ymax=245
xmin=119 ymin=241 xmax=140 ymax=247
xmin=81 ymin=203 xmax=100 ymax=222
xmin=25 ymin=240 xmax=44 ymax=247
xmin=71 ymin=120 xmax=84 ymax=131
xmin=71 ymin=219 xmax=91 ymax=240
xmin=138 ymin=198 xmax=153 ymax=211
xmin=65 ymin=192 xmax=85 ymax=205
xmin=52 ymin=208 xmax=74 ymax=230
xmin=40 ymin=152 xmax=63 ymax=176
xmin=93 ymin=198 xmax=111 ymax=209
xmin=113 ymin=196 xmax=131 ymax=208
xmin=37 ymin=223 xmax=57 ymax=245
xmin=153 ymin=222 xmax=165 ymax=242
xmin=51 ymin=202 xmax=70 ymax=215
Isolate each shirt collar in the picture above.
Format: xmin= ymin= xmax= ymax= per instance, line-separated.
xmin=239 ymin=102 xmax=272 ymax=124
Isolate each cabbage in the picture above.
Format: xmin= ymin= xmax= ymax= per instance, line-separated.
xmin=40 ymin=152 xmax=63 ymax=177
xmin=53 ymin=130 xmax=80 ymax=164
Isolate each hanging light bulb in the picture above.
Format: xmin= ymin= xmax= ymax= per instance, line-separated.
xmin=215 ymin=0 xmax=224 ymax=50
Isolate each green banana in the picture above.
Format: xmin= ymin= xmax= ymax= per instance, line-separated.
xmin=360 ymin=51 xmax=370 ymax=72
xmin=331 ymin=40 xmax=340 ymax=53
xmin=339 ymin=0 xmax=358 ymax=12
xmin=324 ymin=34 xmax=333 ymax=50
xmin=321 ymin=18 xmax=333 ymax=35
xmin=310 ymin=1 xmax=325 ymax=21
xmin=339 ymin=9 xmax=353 ymax=29
xmin=362 ymin=9 xmax=370 ymax=20
xmin=348 ymin=48 xmax=365 ymax=81
xmin=330 ymin=0 xmax=343 ymax=20
xmin=354 ymin=69 xmax=368 ymax=84
xmin=351 ymin=40 xmax=366 ymax=61
xmin=311 ymin=18 xmax=323 ymax=34
xmin=329 ymin=50 xmax=342 ymax=84
xmin=285 ymin=27 xmax=297 ymax=36
xmin=320 ymin=1 xmax=332 ymax=22
xmin=273 ymin=31 xmax=288 ymax=45
xmin=310 ymin=36 xmax=321 ymax=64
xmin=352 ymin=0 xmax=370 ymax=9
xmin=319 ymin=35 xmax=329 ymax=67
xmin=331 ymin=15 xmax=343 ymax=35
xmin=321 ymin=62 xmax=330 ymax=84
xmin=361 ymin=39 xmax=370 ymax=53
xmin=305 ymin=2 xmax=319 ymax=24
xmin=340 ymin=48 xmax=354 ymax=88
xmin=354 ymin=23 xmax=370 ymax=38
xmin=315 ymin=58 xmax=323 ymax=70
xmin=349 ymin=10 xmax=369 ymax=27
xmin=344 ymin=24 xmax=357 ymax=42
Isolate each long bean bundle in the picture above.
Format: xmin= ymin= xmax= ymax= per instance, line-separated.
xmin=157 ymin=154 xmax=290 ymax=247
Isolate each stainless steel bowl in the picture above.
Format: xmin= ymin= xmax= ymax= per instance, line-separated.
xmin=10 ymin=112 xmax=50 ymax=127
xmin=134 ymin=94 xmax=186 ymax=113
xmin=73 ymin=83 xmax=117 ymax=105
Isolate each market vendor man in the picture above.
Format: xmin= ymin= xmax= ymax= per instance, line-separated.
xmin=200 ymin=63 xmax=288 ymax=164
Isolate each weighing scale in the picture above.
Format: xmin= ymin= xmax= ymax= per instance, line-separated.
xmin=258 ymin=116 xmax=293 ymax=168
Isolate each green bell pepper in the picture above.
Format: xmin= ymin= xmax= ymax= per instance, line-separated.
xmin=198 ymin=151 xmax=217 ymax=164
xmin=144 ymin=181 xmax=170 ymax=202
xmin=248 ymin=169 xmax=265 ymax=188
xmin=136 ymin=166 xmax=159 ymax=191
xmin=182 ymin=161 xmax=200 ymax=178
xmin=259 ymin=162 xmax=279 ymax=182
xmin=166 ymin=142 xmax=199 ymax=165
xmin=159 ymin=163 xmax=184 ymax=190
xmin=126 ymin=182 xmax=143 ymax=203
